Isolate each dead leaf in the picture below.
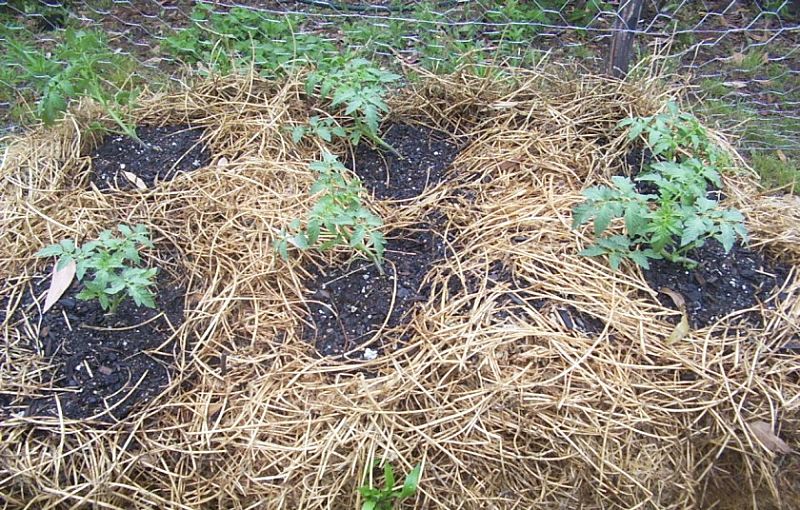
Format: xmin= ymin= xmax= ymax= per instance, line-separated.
xmin=43 ymin=259 xmax=76 ymax=314
xmin=660 ymin=287 xmax=686 ymax=311
xmin=667 ymin=314 xmax=690 ymax=344
xmin=122 ymin=171 xmax=147 ymax=190
xmin=777 ymin=150 xmax=788 ymax=164
xmin=749 ymin=420 xmax=793 ymax=454
xmin=731 ymin=52 xmax=745 ymax=65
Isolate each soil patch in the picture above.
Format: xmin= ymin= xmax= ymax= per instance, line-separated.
xmin=90 ymin=125 xmax=210 ymax=190
xmin=644 ymin=240 xmax=790 ymax=328
xmin=0 ymin=273 xmax=185 ymax=421
xmin=304 ymin=222 xmax=446 ymax=357
xmin=349 ymin=123 xmax=459 ymax=200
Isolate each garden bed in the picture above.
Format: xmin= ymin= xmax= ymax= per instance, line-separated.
xmin=0 ymin=67 xmax=798 ymax=510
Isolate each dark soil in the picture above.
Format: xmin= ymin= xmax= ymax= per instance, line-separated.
xmin=0 ymin=273 xmax=185 ymax=421
xmin=304 ymin=222 xmax=446 ymax=357
xmin=90 ymin=125 xmax=210 ymax=190
xmin=644 ymin=240 xmax=790 ymax=329
xmin=349 ymin=123 xmax=460 ymax=200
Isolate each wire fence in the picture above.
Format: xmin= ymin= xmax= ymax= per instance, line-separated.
xmin=1 ymin=0 xmax=799 ymax=153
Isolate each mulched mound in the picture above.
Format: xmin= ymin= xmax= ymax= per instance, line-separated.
xmin=90 ymin=125 xmax=210 ymax=190
xmin=1 ymin=70 xmax=798 ymax=510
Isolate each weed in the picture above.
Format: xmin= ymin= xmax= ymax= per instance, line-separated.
xmin=359 ymin=463 xmax=421 ymax=510
xmin=0 ymin=27 xmax=139 ymax=137
xmin=37 ymin=224 xmax=158 ymax=313
xmin=164 ymin=4 xmax=334 ymax=77
xmin=275 ymin=152 xmax=385 ymax=266
xmin=573 ymin=103 xmax=747 ymax=269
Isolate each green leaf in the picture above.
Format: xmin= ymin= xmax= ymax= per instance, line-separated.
xmin=680 ymin=216 xmax=708 ymax=247
xmin=398 ymin=464 xmax=421 ymax=499
xmin=648 ymin=128 xmax=662 ymax=149
xmin=37 ymin=244 xmax=65 ymax=258
xmin=594 ymin=203 xmax=622 ymax=236
xmin=718 ymin=223 xmax=736 ymax=252
xmin=383 ymin=464 xmax=395 ymax=491
xmin=627 ymin=250 xmax=651 ymax=269
xmin=608 ymin=253 xmax=622 ymax=271
xmin=350 ymin=226 xmax=366 ymax=248
xmin=579 ymin=245 xmax=607 ymax=257
xmin=291 ymin=126 xmax=304 ymax=143
xmin=292 ymin=233 xmax=309 ymax=250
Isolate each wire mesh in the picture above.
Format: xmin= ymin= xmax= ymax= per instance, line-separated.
xmin=0 ymin=0 xmax=798 ymax=152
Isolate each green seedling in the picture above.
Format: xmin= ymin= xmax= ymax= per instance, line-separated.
xmin=37 ymin=224 xmax=158 ymax=313
xmin=359 ymin=463 xmax=421 ymax=510
xmin=275 ymin=152 xmax=385 ymax=267
xmin=305 ymin=56 xmax=401 ymax=154
xmin=617 ymin=101 xmax=730 ymax=166
xmin=574 ymin=103 xmax=748 ymax=269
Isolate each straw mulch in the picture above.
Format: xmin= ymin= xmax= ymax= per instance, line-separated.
xmin=1 ymin=63 xmax=798 ymax=509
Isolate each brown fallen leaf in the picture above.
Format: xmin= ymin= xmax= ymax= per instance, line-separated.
xmin=776 ymin=150 xmax=788 ymax=164
xmin=749 ymin=420 xmax=793 ymax=454
xmin=43 ymin=259 xmax=76 ymax=314
xmin=122 ymin=171 xmax=147 ymax=190
xmin=667 ymin=314 xmax=690 ymax=344
xmin=660 ymin=287 xmax=686 ymax=312
xmin=731 ymin=52 xmax=745 ymax=65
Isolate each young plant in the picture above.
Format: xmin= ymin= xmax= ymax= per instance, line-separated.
xmin=36 ymin=224 xmax=158 ymax=313
xmin=618 ymin=101 xmax=730 ymax=167
xmin=275 ymin=152 xmax=385 ymax=266
xmin=573 ymin=175 xmax=747 ymax=269
xmin=359 ymin=463 xmax=421 ymax=510
xmin=305 ymin=56 xmax=401 ymax=153
xmin=574 ymin=103 xmax=748 ymax=270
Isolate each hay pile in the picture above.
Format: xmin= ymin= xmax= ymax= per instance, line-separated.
xmin=1 ymin=64 xmax=798 ymax=509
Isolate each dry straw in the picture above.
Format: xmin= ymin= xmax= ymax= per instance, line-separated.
xmin=0 ymin=62 xmax=798 ymax=509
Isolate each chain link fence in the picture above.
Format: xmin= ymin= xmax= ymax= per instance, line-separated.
xmin=1 ymin=0 xmax=799 ymax=154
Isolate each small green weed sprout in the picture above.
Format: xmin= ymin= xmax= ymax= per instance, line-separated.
xmin=37 ymin=224 xmax=158 ymax=313
xmin=573 ymin=102 xmax=748 ymax=269
xmin=275 ymin=152 xmax=385 ymax=266
xmin=359 ymin=463 xmax=421 ymax=510
xmin=305 ymin=56 xmax=401 ymax=152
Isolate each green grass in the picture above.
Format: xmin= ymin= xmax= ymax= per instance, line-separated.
xmin=751 ymin=151 xmax=799 ymax=192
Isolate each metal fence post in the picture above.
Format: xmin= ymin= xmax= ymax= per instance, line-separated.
xmin=606 ymin=0 xmax=645 ymax=78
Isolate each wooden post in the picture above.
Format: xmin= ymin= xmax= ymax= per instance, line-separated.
xmin=606 ymin=0 xmax=645 ymax=78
